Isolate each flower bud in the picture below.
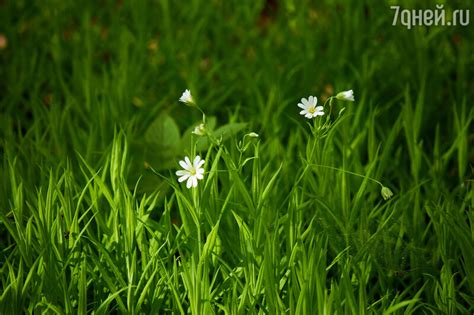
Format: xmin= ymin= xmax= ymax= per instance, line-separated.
xmin=381 ymin=186 xmax=394 ymax=200
xmin=335 ymin=89 xmax=355 ymax=102
xmin=192 ymin=123 xmax=206 ymax=136
xmin=179 ymin=89 xmax=195 ymax=106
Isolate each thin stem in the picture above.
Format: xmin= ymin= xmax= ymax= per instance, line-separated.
xmin=309 ymin=163 xmax=384 ymax=187
xmin=192 ymin=184 xmax=202 ymax=313
xmin=323 ymin=96 xmax=334 ymax=108
xmin=192 ymin=187 xmax=201 ymax=258
xmin=194 ymin=106 xmax=206 ymax=124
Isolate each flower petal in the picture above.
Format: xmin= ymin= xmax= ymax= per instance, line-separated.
xmin=297 ymin=102 xmax=306 ymax=109
xmin=197 ymin=159 xmax=205 ymax=168
xmin=179 ymin=160 xmax=189 ymax=170
xmin=178 ymin=174 xmax=190 ymax=182
xmin=176 ymin=170 xmax=188 ymax=176
xmin=192 ymin=177 xmax=198 ymax=187
xmin=186 ymin=177 xmax=193 ymax=188
xmin=315 ymin=106 xmax=324 ymax=111
xmin=179 ymin=89 xmax=194 ymax=103
xmin=184 ymin=156 xmax=192 ymax=166
xmin=308 ymin=96 xmax=314 ymax=104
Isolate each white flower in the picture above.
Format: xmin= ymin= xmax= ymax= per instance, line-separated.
xmin=176 ymin=155 xmax=205 ymax=188
xmin=179 ymin=89 xmax=195 ymax=105
xmin=297 ymin=96 xmax=324 ymax=119
xmin=192 ymin=123 xmax=206 ymax=136
xmin=335 ymin=90 xmax=354 ymax=102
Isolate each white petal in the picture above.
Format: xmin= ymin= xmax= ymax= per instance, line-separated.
xmin=186 ymin=177 xmax=193 ymax=188
xmin=179 ymin=89 xmax=193 ymax=103
xmin=313 ymin=96 xmax=318 ymax=105
xmin=315 ymin=111 xmax=325 ymax=116
xmin=179 ymin=160 xmax=189 ymax=170
xmin=308 ymin=96 xmax=314 ymax=104
xmin=196 ymin=173 xmax=203 ymax=180
xmin=192 ymin=177 xmax=198 ymax=187
xmin=301 ymin=98 xmax=308 ymax=106
xmin=176 ymin=170 xmax=188 ymax=176
xmin=179 ymin=91 xmax=189 ymax=102
xmin=315 ymin=106 xmax=323 ymax=111
xmin=184 ymin=156 xmax=191 ymax=166
xmin=300 ymin=110 xmax=307 ymax=115
xmin=196 ymin=168 xmax=204 ymax=174
xmin=197 ymin=159 xmax=205 ymax=168
xmin=297 ymin=102 xmax=306 ymax=109
xmin=305 ymin=113 xmax=313 ymax=118
xmin=179 ymin=174 xmax=190 ymax=182
xmin=194 ymin=156 xmax=204 ymax=168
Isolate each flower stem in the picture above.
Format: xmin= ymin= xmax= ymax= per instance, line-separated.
xmin=192 ymin=187 xmax=202 ymax=259
xmin=309 ymin=163 xmax=385 ymax=188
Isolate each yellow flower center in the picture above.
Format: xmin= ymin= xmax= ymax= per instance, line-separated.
xmin=308 ymin=106 xmax=316 ymax=114
xmin=189 ymin=168 xmax=197 ymax=176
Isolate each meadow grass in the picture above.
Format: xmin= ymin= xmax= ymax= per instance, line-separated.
xmin=0 ymin=0 xmax=473 ymax=313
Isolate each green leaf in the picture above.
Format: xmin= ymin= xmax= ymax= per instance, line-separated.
xmin=145 ymin=114 xmax=180 ymax=157
xmin=139 ymin=114 xmax=181 ymax=171
xmin=213 ymin=122 xmax=247 ymax=140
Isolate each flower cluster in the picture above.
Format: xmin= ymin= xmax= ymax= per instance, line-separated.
xmin=174 ymin=88 xmax=358 ymax=189
xmin=172 ymin=88 xmax=390 ymax=200
xmin=297 ymin=89 xmax=354 ymax=119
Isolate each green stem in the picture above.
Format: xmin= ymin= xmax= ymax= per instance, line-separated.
xmin=195 ymin=105 xmax=206 ymax=124
xmin=309 ymin=163 xmax=384 ymax=188
xmin=192 ymin=185 xmax=202 ymax=314
xmin=192 ymin=188 xmax=201 ymax=257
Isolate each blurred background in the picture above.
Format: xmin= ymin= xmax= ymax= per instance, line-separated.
xmin=1 ymin=0 xmax=472 ymax=186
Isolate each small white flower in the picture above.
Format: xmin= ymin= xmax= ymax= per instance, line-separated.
xmin=335 ymin=90 xmax=354 ymax=102
xmin=297 ymin=96 xmax=324 ymax=119
xmin=247 ymin=132 xmax=259 ymax=138
xmin=179 ymin=89 xmax=195 ymax=105
xmin=192 ymin=123 xmax=206 ymax=136
xmin=176 ymin=155 xmax=205 ymax=188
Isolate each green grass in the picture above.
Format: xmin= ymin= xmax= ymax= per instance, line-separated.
xmin=1 ymin=0 xmax=473 ymax=313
